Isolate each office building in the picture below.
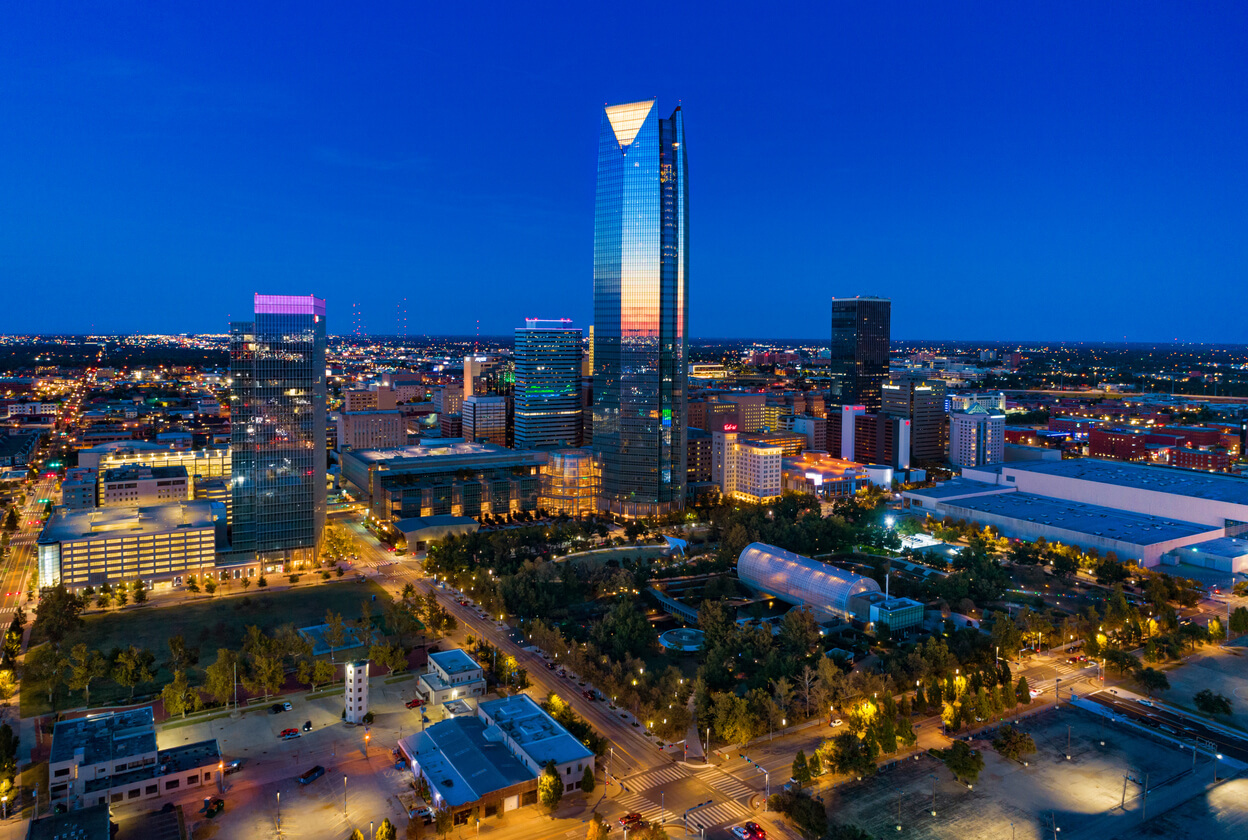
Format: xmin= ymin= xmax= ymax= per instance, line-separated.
xmin=592 ymin=99 xmax=689 ymax=518
xmin=48 ymin=708 xmax=221 ymax=811
xmin=1089 ymin=428 xmax=1147 ymax=462
xmin=396 ymin=693 xmax=594 ymax=826
xmin=514 ymin=320 xmax=583 ymax=449
xmin=463 ymin=396 xmax=507 ymax=446
xmin=229 ymin=294 xmax=327 ymax=566
xmin=712 ymin=431 xmax=782 ymax=504
xmin=790 ymin=415 xmax=828 ymax=453
xmin=686 ymin=427 xmax=713 ymax=483
xmin=949 ymin=392 xmax=1006 ymax=413
xmin=37 ymin=501 xmax=225 ymax=590
xmin=97 ymin=465 xmax=190 ymax=508
xmin=337 ymin=409 xmax=406 ymax=451
xmin=61 ymin=468 xmax=97 ymax=510
xmin=434 ymin=386 xmax=464 ymax=419
xmin=949 ymin=404 xmax=1006 ymax=468
xmin=341 ymin=442 xmax=545 ymax=521
xmin=416 ymin=649 xmax=487 ymax=705
xmin=91 ymin=443 xmax=231 ymax=481
xmin=882 ymin=376 xmax=947 ymax=463
xmin=539 ymin=449 xmax=600 ymax=516
xmin=781 ymin=452 xmax=869 ymax=499
xmin=829 ymin=297 xmax=890 ymax=411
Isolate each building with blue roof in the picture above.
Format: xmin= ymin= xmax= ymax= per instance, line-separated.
xmin=417 ymin=648 xmax=487 ymax=705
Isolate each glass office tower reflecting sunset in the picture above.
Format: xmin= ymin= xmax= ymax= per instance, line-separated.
xmin=230 ymin=294 xmax=327 ymax=566
xmin=592 ymin=99 xmax=688 ymax=517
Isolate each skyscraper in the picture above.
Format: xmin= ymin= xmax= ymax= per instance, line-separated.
xmin=592 ymin=99 xmax=689 ymax=517
xmin=882 ymin=375 xmax=947 ymax=464
xmin=514 ymin=319 xmax=583 ymax=450
xmin=830 ymin=296 xmax=891 ymax=412
xmin=230 ymin=294 xmax=327 ymax=565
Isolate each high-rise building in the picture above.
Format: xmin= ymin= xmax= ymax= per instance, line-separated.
xmin=882 ymin=376 xmax=947 ymax=464
xmin=462 ymin=396 xmax=507 ymax=446
xmin=229 ymin=294 xmax=327 ymax=565
xmin=514 ymin=319 xmax=583 ymax=449
xmin=712 ymin=431 xmax=782 ymax=504
xmin=592 ymin=99 xmax=689 ymax=517
xmin=830 ymin=297 xmax=891 ymax=411
xmin=949 ymin=404 xmax=1005 ymax=468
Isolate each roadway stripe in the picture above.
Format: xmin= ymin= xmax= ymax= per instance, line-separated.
xmin=686 ymin=801 xmax=750 ymax=829
xmin=626 ymin=765 xmax=687 ymax=790
xmin=704 ymin=770 xmax=754 ymax=799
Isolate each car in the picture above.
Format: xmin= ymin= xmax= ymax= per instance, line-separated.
xmin=1138 ymin=699 xmax=1154 ymax=707
xmin=280 ymin=729 xmax=300 ymax=739
xmin=298 ymin=765 xmax=325 ymax=784
xmin=619 ymin=813 xmax=643 ymax=827
xmin=1029 ymin=688 xmax=1042 ymax=698
xmin=745 ymin=822 xmax=767 ymax=839
xmin=831 ymin=718 xmax=844 ymax=727
xmin=732 ymin=828 xmax=751 ymax=840
xmin=223 ymin=760 xmax=242 ymax=775
xmin=270 ymin=704 xmax=284 ymax=714
xmin=204 ymin=798 xmax=225 ymax=818
xmin=302 ymin=720 xmax=313 ymax=731
xmin=582 ymin=690 xmax=596 ymax=701
xmin=546 ymin=662 xmax=556 ymax=670
xmin=406 ymin=698 xmax=424 ymax=709
xmin=282 ymin=701 xmax=292 ymax=711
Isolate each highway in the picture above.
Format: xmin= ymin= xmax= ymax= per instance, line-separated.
xmin=1083 ymin=688 xmax=1248 ymax=764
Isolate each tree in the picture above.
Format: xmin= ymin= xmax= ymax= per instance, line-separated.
xmin=204 ymin=579 xmax=217 ymax=595
xmin=349 ymin=831 xmax=364 ymax=840
xmin=581 ymin=765 xmax=595 ymax=793
xmin=112 ymin=645 xmax=155 ymax=700
xmin=131 ymin=579 xmax=148 ymax=604
xmin=1230 ymin=606 xmax=1248 ymax=636
xmin=828 ymin=730 xmax=878 ymax=778
xmin=792 ymin=750 xmax=811 ymax=787
xmin=34 ymin=584 xmax=84 ymax=645
xmin=992 ymin=725 xmax=1036 ymax=762
xmin=23 ymin=643 xmax=66 ymax=704
xmin=114 ymin=586 xmax=129 ymax=608
xmin=942 ymin=740 xmax=984 ymax=783
xmin=1 ymin=508 xmax=15 ymax=532
xmin=586 ymin=813 xmax=611 ymax=840
xmin=67 ymin=644 xmax=108 ymax=706
xmin=325 ymin=610 xmax=347 ymax=660
xmin=257 ymin=575 xmax=268 ymax=588
xmin=375 ymin=818 xmax=397 ymax=840
xmin=185 ymin=575 xmax=200 ymax=594
xmin=538 ymin=760 xmax=564 ymax=812
xmin=1132 ymin=667 xmax=1170 ymax=697
xmin=1194 ymin=689 xmax=1233 ymax=716
xmin=161 ymin=669 xmax=202 ymax=719
xmin=205 ymin=649 xmax=238 ymax=706
xmin=168 ymin=635 xmax=199 ymax=672
xmin=1015 ymin=676 xmax=1031 ymax=705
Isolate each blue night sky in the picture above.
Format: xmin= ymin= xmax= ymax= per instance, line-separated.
xmin=2 ymin=2 xmax=1245 ymax=341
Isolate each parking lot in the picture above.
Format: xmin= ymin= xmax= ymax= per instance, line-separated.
xmin=824 ymin=705 xmax=1224 ymax=840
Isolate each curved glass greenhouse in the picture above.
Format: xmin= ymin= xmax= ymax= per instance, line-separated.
xmin=737 ymin=542 xmax=881 ymax=622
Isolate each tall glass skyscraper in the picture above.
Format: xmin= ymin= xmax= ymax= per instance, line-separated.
xmin=230 ymin=294 xmax=327 ymax=566
xmin=830 ymin=296 xmax=891 ymax=412
xmin=514 ymin=319 xmax=583 ymax=450
xmin=592 ymin=99 xmax=688 ymax=517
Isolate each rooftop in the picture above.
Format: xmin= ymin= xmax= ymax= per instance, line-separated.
xmin=906 ymin=478 xmax=1013 ymax=501
xmin=40 ymin=500 xmax=223 ymax=544
xmin=1177 ymin=536 xmax=1248 ymax=559
xmin=399 ymin=716 xmax=534 ymax=808
xmin=99 ymin=464 xmax=188 ymax=483
xmin=479 ymin=694 xmax=594 ymax=767
xmin=27 ymin=803 xmax=111 ymax=840
xmin=347 ymin=442 xmax=545 ymax=467
xmin=50 ymin=709 xmax=157 ymax=766
xmin=429 ymin=648 xmax=482 ymax=677
xmin=942 ymin=492 xmax=1217 ymax=546
xmin=996 ymin=458 xmax=1248 ymax=505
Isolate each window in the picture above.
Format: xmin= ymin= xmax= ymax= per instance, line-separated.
xmin=166 ymin=779 xmax=180 ymax=790
xmin=54 ymin=767 xmax=69 ymax=778
xmin=128 ymin=788 xmax=140 ymax=799
xmin=146 ymin=784 xmax=158 ymax=795
xmin=111 ymin=792 xmax=124 ymax=803
xmin=187 ymin=774 xmax=199 ymax=784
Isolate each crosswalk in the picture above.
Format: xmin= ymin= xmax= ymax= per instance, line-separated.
xmin=613 ymin=791 xmax=666 ymax=825
xmin=684 ymin=800 xmax=751 ymax=831
xmin=623 ymin=765 xmax=687 ymax=792
xmin=702 ymin=768 xmax=756 ymax=799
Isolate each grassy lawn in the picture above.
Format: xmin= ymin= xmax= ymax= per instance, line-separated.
xmin=23 ymin=580 xmax=394 ymax=718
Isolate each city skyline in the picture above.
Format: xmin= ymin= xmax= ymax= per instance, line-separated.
xmin=3 ymin=4 xmax=1247 ymax=341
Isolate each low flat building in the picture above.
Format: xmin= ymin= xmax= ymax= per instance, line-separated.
xmin=26 ymin=803 xmax=111 ymax=840
xmin=397 ymin=693 xmax=594 ymax=827
xmin=416 ymin=648 xmax=487 ymax=705
xmin=781 ymin=452 xmax=869 ymax=499
xmin=396 ymin=515 xmax=479 ymax=554
xmin=38 ymin=501 xmax=224 ymax=590
xmin=49 ymin=708 xmax=221 ymax=811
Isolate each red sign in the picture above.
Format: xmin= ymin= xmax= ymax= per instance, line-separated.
xmin=723 ymin=423 xmax=738 ymax=432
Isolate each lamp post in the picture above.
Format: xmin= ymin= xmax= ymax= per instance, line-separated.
xmin=1214 ymin=753 xmax=1222 ymax=782
xmin=343 ymin=775 xmax=347 ymax=817
xmin=929 ymin=773 xmax=937 ymax=817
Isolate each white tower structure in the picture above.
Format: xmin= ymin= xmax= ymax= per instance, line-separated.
xmin=345 ymin=660 xmax=369 ymax=724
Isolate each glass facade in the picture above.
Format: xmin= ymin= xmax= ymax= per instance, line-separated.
xmin=514 ymin=321 xmax=583 ymax=450
xmin=737 ymin=542 xmax=881 ymax=623
xmin=593 ymin=99 xmax=688 ymax=517
xmin=830 ymin=297 xmax=891 ymax=412
xmin=230 ymin=294 xmax=327 ymax=563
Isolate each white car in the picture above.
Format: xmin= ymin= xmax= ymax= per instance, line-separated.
xmin=1028 ymin=688 xmax=1042 ymax=699
xmin=731 ymin=827 xmax=750 ymax=840
xmin=1137 ymin=698 xmax=1154 ymax=707
xmin=831 ymin=719 xmax=844 ymax=727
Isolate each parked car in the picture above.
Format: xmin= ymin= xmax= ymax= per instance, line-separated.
xmin=223 ymin=760 xmax=242 ymax=775
xmin=282 ymin=701 xmax=293 ymax=711
xmin=1029 ymin=688 xmax=1042 ymax=698
xmin=831 ymin=719 xmax=844 ymax=728
xmin=280 ymin=729 xmax=300 ymax=740
xmin=302 ymin=720 xmax=313 ymax=732
xmin=406 ymin=698 xmax=424 ymax=709
xmin=298 ymin=765 xmax=325 ymax=784
xmin=204 ymin=798 xmax=224 ymax=818
xmin=269 ymin=704 xmax=284 ymax=714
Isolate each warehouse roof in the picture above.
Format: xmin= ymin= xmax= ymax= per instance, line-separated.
xmin=993 ymin=459 xmax=1248 ymax=505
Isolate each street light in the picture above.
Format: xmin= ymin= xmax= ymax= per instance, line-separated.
xmin=343 ymin=775 xmax=348 ymax=817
